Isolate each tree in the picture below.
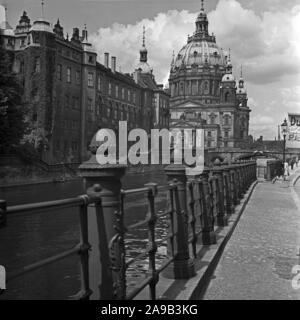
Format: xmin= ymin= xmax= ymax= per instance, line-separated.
xmin=0 ymin=46 xmax=28 ymax=154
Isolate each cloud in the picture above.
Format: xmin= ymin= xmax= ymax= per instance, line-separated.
xmin=89 ymin=0 xmax=300 ymax=139
xmin=208 ymin=0 xmax=300 ymax=85
xmin=90 ymin=9 xmax=196 ymax=84
xmin=90 ymin=0 xmax=300 ymax=86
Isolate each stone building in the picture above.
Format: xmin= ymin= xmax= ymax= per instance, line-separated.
xmin=169 ymin=0 xmax=251 ymax=150
xmin=0 ymin=7 xmax=170 ymax=164
xmin=133 ymin=26 xmax=170 ymax=131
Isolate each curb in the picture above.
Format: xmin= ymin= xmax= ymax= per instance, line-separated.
xmin=292 ymin=173 xmax=300 ymax=187
xmin=191 ymin=180 xmax=259 ymax=300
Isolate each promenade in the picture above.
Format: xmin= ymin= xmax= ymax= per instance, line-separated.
xmin=203 ymin=167 xmax=300 ymax=300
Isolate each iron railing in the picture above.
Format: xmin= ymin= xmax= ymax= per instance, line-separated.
xmin=0 ymin=160 xmax=257 ymax=300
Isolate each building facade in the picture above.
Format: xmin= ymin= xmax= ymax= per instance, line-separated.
xmin=0 ymin=9 xmax=170 ymax=164
xmin=169 ymin=1 xmax=251 ymax=150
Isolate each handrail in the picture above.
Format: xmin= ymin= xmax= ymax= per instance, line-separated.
xmin=0 ymin=160 xmax=257 ymax=300
xmin=7 ymin=196 xmax=88 ymax=215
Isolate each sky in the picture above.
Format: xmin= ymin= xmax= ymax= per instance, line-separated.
xmin=1 ymin=0 xmax=300 ymax=140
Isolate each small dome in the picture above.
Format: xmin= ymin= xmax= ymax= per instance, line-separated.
xmin=1 ymin=28 xmax=14 ymax=36
xmin=30 ymin=18 xmax=53 ymax=33
xmin=222 ymin=73 xmax=235 ymax=82
xmin=0 ymin=20 xmax=15 ymax=36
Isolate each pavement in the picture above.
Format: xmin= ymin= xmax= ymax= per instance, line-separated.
xmin=203 ymin=167 xmax=300 ymax=300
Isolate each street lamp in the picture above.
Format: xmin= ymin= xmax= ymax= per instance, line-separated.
xmin=281 ymin=118 xmax=288 ymax=164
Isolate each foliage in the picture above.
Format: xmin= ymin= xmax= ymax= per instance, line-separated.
xmin=0 ymin=47 xmax=28 ymax=154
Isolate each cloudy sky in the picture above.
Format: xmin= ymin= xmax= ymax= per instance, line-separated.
xmin=2 ymin=0 xmax=300 ymax=139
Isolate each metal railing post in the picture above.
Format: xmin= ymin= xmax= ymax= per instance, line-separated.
xmin=212 ymin=167 xmax=228 ymax=226
xmin=77 ymin=195 xmax=92 ymax=300
xmin=163 ymin=164 xmax=195 ymax=279
xmin=0 ymin=200 xmax=7 ymax=228
xmin=199 ymin=169 xmax=217 ymax=245
xmin=228 ymin=165 xmax=238 ymax=208
xmin=144 ymin=183 xmax=159 ymax=300
xmin=79 ymin=147 xmax=127 ymax=300
xmin=221 ymin=165 xmax=233 ymax=215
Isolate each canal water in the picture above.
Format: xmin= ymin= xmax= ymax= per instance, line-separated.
xmin=0 ymin=169 xmax=169 ymax=300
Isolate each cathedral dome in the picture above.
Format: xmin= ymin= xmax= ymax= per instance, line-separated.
xmin=172 ymin=0 xmax=226 ymax=71
xmin=174 ymin=39 xmax=226 ymax=69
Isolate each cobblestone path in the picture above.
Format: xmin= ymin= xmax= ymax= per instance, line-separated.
xmin=204 ymin=169 xmax=300 ymax=300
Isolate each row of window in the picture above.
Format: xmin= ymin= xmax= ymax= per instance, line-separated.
xmin=107 ymin=81 xmax=137 ymax=104
xmin=105 ymin=107 xmax=138 ymax=121
xmin=57 ymin=64 xmax=81 ymax=84
xmin=58 ymin=95 xmax=80 ymax=110
xmin=206 ymin=141 xmax=229 ymax=148
xmin=206 ymin=131 xmax=230 ymax=138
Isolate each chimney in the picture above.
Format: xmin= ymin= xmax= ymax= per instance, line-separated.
xmin=104 ymin=52 xmax=109 ymax=69
xmin=111 ymin=56 xmax=116 ymax=73
xmin=82 ymin=29 xmax=88 ymax=41
xmin=72 ymin=28 xmax=80 ymax=42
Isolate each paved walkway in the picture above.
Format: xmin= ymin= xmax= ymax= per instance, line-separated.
xmin=204 ymin=168 xmax=300 ymax=300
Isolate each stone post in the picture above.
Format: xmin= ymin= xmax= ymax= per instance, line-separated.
xmin=163 ymin=164 xmax=195 ymax=279
xmin=79 ymin=148 xmax=127 ymax=300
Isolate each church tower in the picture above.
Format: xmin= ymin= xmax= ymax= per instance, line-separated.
xmin=220 ymin=50 xmax=236 ymax=103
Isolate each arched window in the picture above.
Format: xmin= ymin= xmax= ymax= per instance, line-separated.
xmin=225 ymin=92 xmax=230 ymax=102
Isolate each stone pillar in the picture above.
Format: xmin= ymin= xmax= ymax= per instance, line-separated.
xmin=79 ymin=152 xmax=127 ymax=300
xmin=163 ymin=164 xmax=195 ymax=279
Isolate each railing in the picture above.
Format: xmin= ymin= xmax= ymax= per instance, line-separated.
xmin=0 ymin=159 xmax=257 ymax=300
xmin=0 ymin=196 xmax=92 ymax=300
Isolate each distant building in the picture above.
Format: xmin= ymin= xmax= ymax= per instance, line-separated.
xmin=133 ymin=26 xmax=170 ymax=131
xmin=286 ymin=113 xmax=300 ymax=152
xmin=168 ymin=0 xmax=251 ymax=150
xmin=0 ymin=8 xmax=170 ymax=164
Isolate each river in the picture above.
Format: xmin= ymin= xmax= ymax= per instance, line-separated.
xmin=0 ymin=169 xmax=169 ymax=300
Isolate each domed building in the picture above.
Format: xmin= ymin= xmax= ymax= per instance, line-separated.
xmin=169 ymin=0 xmax=251 ymax=150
